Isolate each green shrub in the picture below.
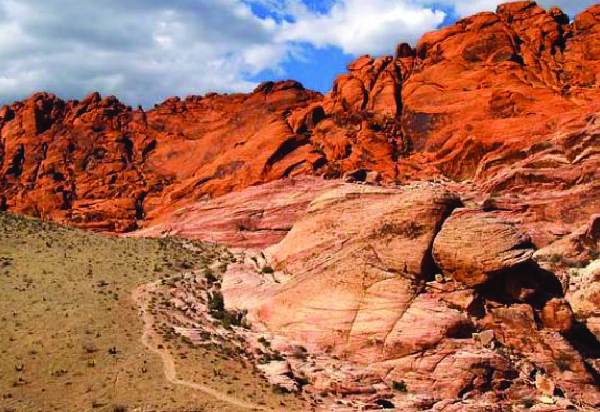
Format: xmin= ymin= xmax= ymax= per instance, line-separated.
xmin=522 ymin=398 xmax=535 ymax=409
xmin=208 ymin=291 xmax=224 ymax=312
xmin=392 ymin=380 xmax=407 ymax=392
xmin=261 ymin=266 xmax=274 ymax=274
xmin=258 ymin=336 xmax=271 ymax=348
xmin=204 ymin=270 xmax=218 ymax=284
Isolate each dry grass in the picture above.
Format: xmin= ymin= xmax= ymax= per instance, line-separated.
xmin=0 ymin=212 xmax=302 ymax=412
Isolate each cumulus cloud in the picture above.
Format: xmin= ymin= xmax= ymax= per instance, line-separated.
xmin=0 ymin=0 xmax=596 ymax=107
xmin=277 ymin=0 xmax=445 ymax=55
xmin=0 ymin=0 xmax=280 ymax=106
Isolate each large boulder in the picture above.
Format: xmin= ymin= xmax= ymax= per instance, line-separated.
xmin=432 ymin=209 xmax=534 ymax=286
xmin=245 ymin=185 xmax=462 ymax=360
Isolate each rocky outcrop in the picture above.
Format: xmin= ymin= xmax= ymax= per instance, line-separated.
xmin=1 ymin=2 xmax=600 ymax=242
xmin=566 ymin=260 xmax=600 ymax=341
xmin=221 ymin=183 xmax=600 ymax=408
xmin=126 ymin=177 xmax=345 ymax=249
xmin=251 ymin=184 xmax=462 ymax=359
xmin=432 ymin=209 xmax=534 ymax=286
xmin=0 ymin=84 xmax=323 ymax=231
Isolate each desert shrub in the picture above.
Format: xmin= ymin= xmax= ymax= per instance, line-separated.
xmin=522 ymin=398 xmax=535 ymax=408
xmin=392 ymin=380 xmax=407 ymax=392
xmin=222 ymin=312 xmax=235 ymax=329
xmin=204 ymin=270 xmax=218 ymax=285
xmin=379 ymin=222 xmax=423 ymax=239
xmin=258 ymin=336 xmax=271 ymax=348
xmin=208 ymin=291 xmax=225 ymax=313
xmin=261 ymin=266 xmax=274 ymax=274
xmin=272 ymin=384 xmax=289 ymax=395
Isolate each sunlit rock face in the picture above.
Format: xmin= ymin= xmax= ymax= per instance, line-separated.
xmin=2 ymin=2 xmax=600 ymax=243
xmin=219 ymin=182 xmax=600 ymax=407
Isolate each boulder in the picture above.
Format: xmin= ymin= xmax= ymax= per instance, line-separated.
xmin=432 ymin=209 xmax=534 ymax=286
xmin=236 ymin=186 xmax=462 ymax=359
xmin=541 ymin=298 xmax=574 ymax=333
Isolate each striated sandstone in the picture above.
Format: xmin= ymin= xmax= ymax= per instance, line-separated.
xmin=222 ymin=181 xmax=600 ymax=408
xmin=432 ymin=209 xmax=534 ymax=286
xmin=227 ymin=185 xmax=462 ymax=359
xmin=126 ymin=177 xmax=345 ymax=249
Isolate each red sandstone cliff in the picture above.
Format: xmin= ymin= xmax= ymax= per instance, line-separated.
xmin=1 ymin=1 xmax=600 ymax=239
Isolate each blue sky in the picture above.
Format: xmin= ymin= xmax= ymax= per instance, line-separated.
xmin=248 ymin=1 xmax=459 ymax=93
xmin=0 ymin=0 xmax=596 ymax=107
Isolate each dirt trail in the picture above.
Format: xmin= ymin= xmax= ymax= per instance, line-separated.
xmin=132 ymin=281 xmax=283 ymax=412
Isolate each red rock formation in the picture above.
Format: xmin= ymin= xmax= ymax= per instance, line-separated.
xmin=1 ymin=3 xmax=599 ymax=409
xmin=1 ymin=2 xmax=600 ymax=240
xmin=432 ymin=209 xmax=534 ymax=286
xmin=0 ymin=83 xmax=322 ymax=231
xmin=221 ymin=183 xmax=600 ymax=408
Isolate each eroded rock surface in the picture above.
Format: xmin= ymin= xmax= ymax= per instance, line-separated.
xmin=2 ymin=2 xmax=600 ymax=411
xmin=221 ymin=183 xmax=600 ymax=409
xmin=126 ymin=177 xmax=345 ymax=249
xmin=432 ymin=209 xmax=534 ymax=286
xmin=1 ymin=2 xmax=600 ymax=242
xmin=255 ymin=185 xmax=462 ymax=359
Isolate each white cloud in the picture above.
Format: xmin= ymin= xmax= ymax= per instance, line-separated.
xmin=277 ymin=0 xmax=446 ymax=55
xmin=0 ymin=0 xmax=280 ymax=107
xmin=0 ymin=0 xmax=596 ymax=107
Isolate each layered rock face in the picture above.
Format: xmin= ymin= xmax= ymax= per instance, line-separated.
xmin=0 ymin=83 xmax=322 ymax=231
xmin=1 ymin=2 xmax=600 ymax=240
xmin=260 ymin=185 xmax=463 ymax=359
xmin=127 ymin=177 xmax=345 ymax=249
xmin=222 ymin=184 xmax=600 ymax=407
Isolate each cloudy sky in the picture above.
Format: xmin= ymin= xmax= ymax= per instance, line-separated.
xmin=0 ymin=0 xmax=596 ymax=107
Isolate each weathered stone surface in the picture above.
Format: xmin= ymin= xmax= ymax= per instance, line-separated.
xmin=479 ymin=304 xmax=600 ymax=405
xmin=2 ymin=3 xmax=600 ymax=243
xmin=221 ymin=179 xmax=600 ymax=409
xmin=2 ymin=3 xmax=600 ymax=409
xmin=385 ymin=341 xmax=515 ymax=400
xmin=126 ymin=177 xmax=344 ymax=249
xmin=382 ymin=297 xmax=472 ymax=359
xmin=432 ymin=209 xmax=534 ymax=286
xmin=225 ymin=185 xmax=462 ymax=359
xmin=535 ymin=214 xmax=600 ymax=269
xmin=541 ymin=298 xmax=574 ymax=333
xmin=567 ymin=259 xmax=600 ymax=341
xmin=0 ymin=84 xmax=323 ymax=232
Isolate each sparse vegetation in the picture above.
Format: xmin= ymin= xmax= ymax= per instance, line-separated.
xmin=379 ymin=222 xmax=423 ymax=239
xmin=0 ymin=212 xmax=301 ymax=412
xmin=208 ymin=290 xmax=225 ymax=313
xmin=258 ymin=336 xmax=271 ymax=348
xmin=261 ymin=266 xmax=275 ymax=274
xmin=522 ymin=397 xmax=535 ymax=408
xmin=204 ymin=269 xmax=218 ymax=284
xmin=392 ymin=380 xmax=408 ymax=392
